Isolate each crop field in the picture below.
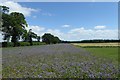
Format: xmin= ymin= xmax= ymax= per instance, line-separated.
xmin=2 ymin=44 xmax=119 ymax=78
xmin=72 ymin=43 xmax=119 ymax=48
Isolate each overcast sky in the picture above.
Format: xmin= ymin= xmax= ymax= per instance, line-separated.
xmin=0 ymin=1 xmax=118 ymax=41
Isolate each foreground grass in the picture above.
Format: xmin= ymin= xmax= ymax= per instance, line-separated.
xmin=84 ymin=48 xmax=118 ymax=63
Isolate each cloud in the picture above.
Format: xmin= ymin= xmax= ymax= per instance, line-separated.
xmin=25 ymin=26 xmax=65 ymax=40
xmin=68 ymin=27 xmax=118 ymax=40
xmin=27 ymin=25 xmax=118 ymax=41
xmin=46 ymin=29 xmax=62 ymax=35
xmin=33 ymin=16 xmax=37 ymax=18
xmin=0 ymin=25 xmax=118 ymax=42
xmin=94 ymin=26 xmax=106 ymax=30
xmin=0 ymin=1 xmax=53 ymax=17
xmin=26 ymin=26 xmax=66 ymax=40
xmin=0 ymin=1 xmax=38 ymax=16
xmin=42 ymin=13 xmax=53 ymax=16
xmin=69 ymin=27 xmax=84 ymax=33
xmin=26 ymin=25 xmax=45 ymax=35
xmin=46 ymin=29 xmax=65 ymax=39
xmin=62 ymin=25 xmax=70 ymax=28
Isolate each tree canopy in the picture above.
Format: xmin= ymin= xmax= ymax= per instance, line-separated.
xmin=1 ymin=6 xmax=28 ymax=46
xmin=42 ymin=33 xmax=61 ymax=44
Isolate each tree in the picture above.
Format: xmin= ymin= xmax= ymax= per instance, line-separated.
xmin=1 ymin=5 xmax=28 ymax=47
xmin=37 ymin=36 xmax=40 ymax=42
xmin=1 ymin=6 xmax=11 ymax=43
xmin=22 ymin=29 xmax=29 ymax=42
xmin=0 ymin=6 xmax=9 ymax=13
xmin=28 ymin=29 xmax=33 ymax=46
xmin=42 ymin=33 xmax=60 ymax=44
xmin=42 ymin=33 xmax=54 ymax=44
xmin=53 ymin=36 xmax=61 ymax=44
xmin=2 ymin=13 xmax=12 ymax=42
xmin=10 ymin=12 xmax=28 ymax=46
xmin=31 ymin=32 xmax=37 ymax=39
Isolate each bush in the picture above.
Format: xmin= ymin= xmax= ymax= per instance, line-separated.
xmin=2 ymin=42 xmax=46 ymax=47
xmin=2 ymin=42 xmax=8 ymax=47
xmin=2 ymin=42 xmax=14 ymax=47
xmin=19 ymin=42 xmax=30 ymax=46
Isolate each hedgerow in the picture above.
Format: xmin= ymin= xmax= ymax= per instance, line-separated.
xmin=1 ymin=42 xmax=46 ymax=47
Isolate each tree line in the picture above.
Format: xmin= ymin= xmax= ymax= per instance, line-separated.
xmin=0 ymin=6 xmax=61 ymax=47
xmin=61 ymin=39 xmax=120 ymax=43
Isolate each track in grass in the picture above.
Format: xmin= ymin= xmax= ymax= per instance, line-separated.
xmin=2 ymin=44 xmax=119 ymax=78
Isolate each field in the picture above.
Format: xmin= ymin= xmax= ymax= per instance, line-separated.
xmin=73 ymin=43 xmax=119 ymax=47
xmin=2 ymin=43 xmax=119 ymax=78
xmin=84 ymin=48 xmax=118 ymax=63
xmin=73 ymin=43 xmax=119 ymax=61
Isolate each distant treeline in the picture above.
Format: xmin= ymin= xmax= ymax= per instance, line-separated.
xmin=61 ymin=39 xmax=120 ymax=43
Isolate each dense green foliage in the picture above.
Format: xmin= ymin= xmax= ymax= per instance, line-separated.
xmin=42 ymin=33 xmax=61 ymax=44
xmin=1 ymin=6 xmax=28 ymax=46
xmin=1 ymin=6 xmax=41 ymax=47
xmin=10 ymin=12 xmax=28 ymax=46
xmin=1 ymin=42 xmax=45 ymax=47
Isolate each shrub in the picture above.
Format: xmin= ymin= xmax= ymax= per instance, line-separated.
xmin=2 ymin=42 xmax=46 ymax=47
xmin=19 ymin=42 xmax=30 ymax=46
xmin=2 ymin=42 xmax=14 ymax=47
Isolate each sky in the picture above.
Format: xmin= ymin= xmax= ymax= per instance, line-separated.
xmin=0 ymin=1 xmax=119 ymax=41
xmin=0 ymin=0 xmax=119 ymax=2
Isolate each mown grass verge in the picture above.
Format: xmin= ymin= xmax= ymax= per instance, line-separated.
xmin=83 ymin=47 xmax=118 ymax=63
xmin=73 ymin=43 xmax=119 ymax=63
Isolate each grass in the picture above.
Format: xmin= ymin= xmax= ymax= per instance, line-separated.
xmin=84 ymin=48 xmax=118 ymax=63
xmin=73 ymin=43 xmax=119 ymax=63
